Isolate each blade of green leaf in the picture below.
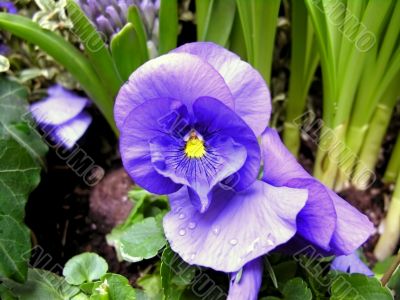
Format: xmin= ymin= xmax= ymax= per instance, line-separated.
xmin=158 ymin=0 xmax=178 ymax=54
xmin=127 ymin=5 xmax=149 ymax=61
xmin=65 ymin=0 xmax=123 ymax=97
xmin=229 ymin=11 xmax=247 ymax=59
xmin=195 ymin=0 xmax=213 ymax=41
xmin=202 ymin=0 xmax=236 ymax=46
xmin=111 ymin=23 xmax=145 ymax=81
xmin=0 ymin=13 xmax=117 ymax=133
xmin=236 ymin=0 xmax=254 ymax=63
xmin=251 ymin=0 xmax=281 ymax=85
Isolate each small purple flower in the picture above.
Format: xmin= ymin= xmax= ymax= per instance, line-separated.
xmin=77 ymin=0 xmax=159 ymax=45
xmin=0 ymin=1 xmax=17 ymax=14
xmin=115 ymin=42 xmax=373 ymax=299
xmin=331 ymin=252 xmax=374 ymax=276
xmin=30 ymin=85 xmax=92 ymax=149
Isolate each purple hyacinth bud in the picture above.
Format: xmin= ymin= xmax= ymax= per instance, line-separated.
xmin=0 ymin=1 xmax=17 ymax=14
xmin=76 ymin=0 xmax=159 ymax=45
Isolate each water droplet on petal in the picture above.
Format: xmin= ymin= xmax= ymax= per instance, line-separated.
xmin=212 ymin=226 xmax=220 ymax=235
xmin=178 ymin=213 xmax=185 ymax=219
xmin=265 ymin=234 xmax=275 ymax=247
xmin=245 ymin=237 xmax=260 ymax=255
xmin=229 ymin=239 xmax=238 ymax=246
xmin=188 ymin=222 xmax=196 ymax=229
xmin=189 ymin=252 xmax=196 ymax=261
xmin=179 ymin=229 xmax=186 ymax=236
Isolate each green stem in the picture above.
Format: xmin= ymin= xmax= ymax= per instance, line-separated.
xmin=384 ymin=134 xmax=400 ymax=183
xmin=381 ymin=251 xmax=400 ymax=286
xmin=352 ymin=105 xmax=393 ymax=189
xmin=283 ymin=0 xmax=319 ymax=157
xmin=374 ymin=173 xmax=400 ymax=261
xmin=313 ymin=125 xmax=346 ymax=188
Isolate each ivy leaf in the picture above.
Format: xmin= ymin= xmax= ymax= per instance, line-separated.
xmin=0 ymin=78 xmax=47 ymax=166
xmin=2 ymin=268 xmax=80 ymax=299
xmin=330 ymin=273 xmax=393 ymax=300
xmin=117 ymin=217 xmax=167 ymax=263
xmin=160 ymin=247 xmax=196 ymax=299
xmin=0 ymin=78 xmax=47 ymax=282
xmin=63 ymin=253 xmax=108 ymax=285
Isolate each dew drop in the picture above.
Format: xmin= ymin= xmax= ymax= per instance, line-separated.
xmin=212 ymin=226 xmax=220 ymax=235
xmin=188 ymin=222 xmax=197 ymax=229
xmin=189 ymin=252 xmax=196 ymax=261
xmin=265 ymin=234 xmax=275 ymax=247
xmin=178 ymin=213 xmax=185 ymax=220
xmin=229 ymin=239 xmax=238 ymax=246
xmin=179 ymin=229 xmax=186 ymax=236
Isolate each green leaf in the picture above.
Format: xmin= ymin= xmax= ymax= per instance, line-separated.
xmin=117 ymin=217 xmax=166 ymax=263
xmin=127 ymin=6 xmax=149 ymax=62
xmin=282 ymin=278 xmax=312 ymax=300
xmin=3 ymin=268 xmax=80 ymax=300
xmin=330 ymin=273 xmax=393 ymax=300
xmin=0 ymin=13 xmax=116 ymax=133
xmin=160 ymin=247 xmax=196 ymax=299
xmin=251 ymin=0 xmax=281 ymax=85
xmin=137 ymin=273 xmax=163 ymax=300
xmin=158 ymin=0 xmax=178 ymax=54
xmin=373 ymin=256 xmax=396 ymax=280
xmin=0 ymin=284 xmax=17 ymax=300
xmin=197 ymin=0 xmax=236 ymax=46
xmin=110 ymin=23 xmax=145 ymax=81
xmin=65 ymin=0 xmax=123 ymax=98
xmin=0 ymin=78 xmax=47 ymax=167
xmin=0 ymin=79 xmax=46 ymax=282
xmin=63 ymin=253 xmax=108 ymax=285
xmin=90 ymin=274 xmax=136 ymax=300
xmin=195 ymin=0 xmax=213 ymax=41
xmin=106 ymin=189 xmax=168 ymax=260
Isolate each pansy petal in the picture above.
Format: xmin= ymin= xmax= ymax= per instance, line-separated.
xmin=228 ymin=258 xmax=263 ymax=300
xmin=48 ymin=111 xmax=92 ymax=149
xmin=163 ymin=180 xmax=307 ymax=272
xmin=120 ymin=98 xmax=186 ymax=194
xmin=149 ymin=134 xmax=247 ymax=212
xmin=262 ymin=128 xmax=309 ymax=185
xmin=331 ymin=253 xmax=373 ymax=276
xmin=30 ymin=85 xmax=89 ymax=126
xmin=114 ymin=52 xmax=234 ymax=129
xmin=262 ymin=129 xmax=337 ymax=250
xmin=194 ymin=97 xmax=260 ymax=192
xmin=286 ymin=178 xmax=337 ymax=250
xmin=173 ymin=42 xmax=271 ymax=136
xmin=328 ymin=190 xmax=375 ymax=255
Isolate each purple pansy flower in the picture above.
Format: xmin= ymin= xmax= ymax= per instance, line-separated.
xmin=331 ymin=253 xmax=374 ymax=276
xmin=30 ymin=85 xmax=92 ymax=149
xmin=115 ymin=42 xmax=373 ymax=299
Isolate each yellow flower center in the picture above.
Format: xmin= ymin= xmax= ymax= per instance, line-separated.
xmin=185 ymin=132 xmax=206 ymax=158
